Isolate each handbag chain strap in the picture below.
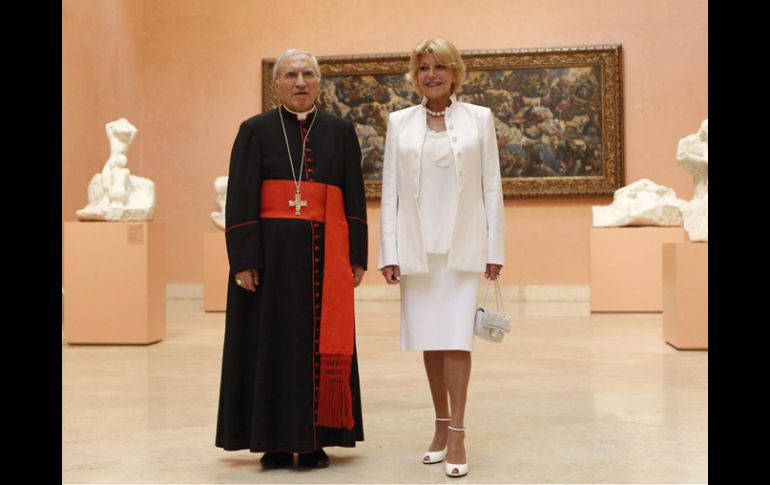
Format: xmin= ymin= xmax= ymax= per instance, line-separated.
xmin=481 ymin=278 xmax=507 ymax=315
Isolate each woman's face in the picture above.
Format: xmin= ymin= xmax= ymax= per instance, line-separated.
xmin=417 ymin=53 xmax=455 ymax=102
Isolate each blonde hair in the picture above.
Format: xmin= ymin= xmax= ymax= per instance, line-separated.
xmin=407 ymin=37 xmax=466 ymax=97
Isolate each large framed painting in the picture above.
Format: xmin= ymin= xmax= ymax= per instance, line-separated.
xmin=262 ymin=44 xmax=623 ymax=199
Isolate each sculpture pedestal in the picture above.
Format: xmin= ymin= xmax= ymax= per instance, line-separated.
xmin=662 ymin=242 xmax=708 ymax=350
xmin=63 ymin=222 xmax=165 ymax=344
xmin=590 ymin=227 xmax=686 ymax=312
xmin=203 ymin=232 xmax=229 ymax=312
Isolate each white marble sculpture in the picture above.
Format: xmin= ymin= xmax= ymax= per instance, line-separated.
xmin=592 ymin=178 xmax=688 ymax=227
xmin=211 ymin=176 xmax=228 ymax=230
xmin=76 ymin=118 xmax=156 ymax=221
xmin=676 ymin=119 xmax=708 ymax=241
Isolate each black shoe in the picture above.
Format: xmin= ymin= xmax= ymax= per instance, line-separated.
xmin=298 ymin=448 xmax=330 ymax=468
xmin=260 ymin=451 xmax=293 ymax=469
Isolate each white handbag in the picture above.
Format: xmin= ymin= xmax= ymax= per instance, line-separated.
xmin=474 ymin=278 xmax=511 ymax=343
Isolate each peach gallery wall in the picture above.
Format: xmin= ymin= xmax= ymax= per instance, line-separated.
xmin=62 ymin=0 xmax=708 ymax=287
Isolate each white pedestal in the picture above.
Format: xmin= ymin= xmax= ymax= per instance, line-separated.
xmin=662 ymin=242 xmax=708 ymax=350
xmin=590 ymin=227 xmax=687 ymax=312
xmin=63 ymin=222 xmax=165 ymax=344
xmin=203 ymin=232 xmax=228 ymax=312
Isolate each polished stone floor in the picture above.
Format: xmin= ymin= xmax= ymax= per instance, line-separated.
xmin=62 ymin=299 xmax=707 ymax=484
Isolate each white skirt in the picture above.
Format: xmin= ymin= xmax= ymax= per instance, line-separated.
xmin=400 ymin=253 xmax=481 ymax=351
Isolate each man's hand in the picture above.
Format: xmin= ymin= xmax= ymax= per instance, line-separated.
xmin=352 ymin=264 xmax=365 ymax=288
xmin=234 ymin=268 xmax=259 ymax=292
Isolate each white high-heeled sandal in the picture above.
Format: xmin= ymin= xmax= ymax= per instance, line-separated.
xmin=445 ymin=425 xmax=468 ymax=477
xmin=422 ymin=417 xmax=450 ymax=464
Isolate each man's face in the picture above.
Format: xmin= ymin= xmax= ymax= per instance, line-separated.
xmin=274 ymin=55 xmax=320 ymax=112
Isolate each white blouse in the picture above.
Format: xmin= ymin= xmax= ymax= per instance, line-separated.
xmin=418 ymin=129 xmax=457 ymax=254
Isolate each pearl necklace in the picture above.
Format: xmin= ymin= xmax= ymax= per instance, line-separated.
xmin=425 ymin=107 xmax=446 ymax=117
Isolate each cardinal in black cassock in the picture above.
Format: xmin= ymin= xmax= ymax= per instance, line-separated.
xmin=215 ymin=49 xmax=367 ymax=469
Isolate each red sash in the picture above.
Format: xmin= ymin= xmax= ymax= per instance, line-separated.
xmin=261 ymin=180 xmax=355 ymax=430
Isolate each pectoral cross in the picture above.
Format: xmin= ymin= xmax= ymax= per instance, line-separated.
xmin=289 ymin=191 xmax=308 ymax=216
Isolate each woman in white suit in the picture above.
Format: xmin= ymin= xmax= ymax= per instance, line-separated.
xmin=378 ymin=37 xmax=505 ymax=478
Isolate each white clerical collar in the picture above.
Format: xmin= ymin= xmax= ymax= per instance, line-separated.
xmin=281 ymin=104 xmax=317 ymax=120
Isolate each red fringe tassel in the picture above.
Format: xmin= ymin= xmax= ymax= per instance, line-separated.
xmin=316 ymin=354 xmax=354 ymax=430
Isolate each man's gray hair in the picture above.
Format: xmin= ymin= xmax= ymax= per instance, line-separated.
xmin=272 ymin=49 xmax=322 ymax=80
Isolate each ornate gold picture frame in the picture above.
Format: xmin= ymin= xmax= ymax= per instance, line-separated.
xmin=263 ymin=44 xmax=623 ymax=199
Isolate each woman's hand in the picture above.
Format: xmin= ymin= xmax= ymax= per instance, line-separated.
xmin=485 ymin=264 xmax=502 ymax=280
xmin=381 ymin=265 xmax=401 ymax=284
xmin=234 ymin=268 xmax=259 ymax=292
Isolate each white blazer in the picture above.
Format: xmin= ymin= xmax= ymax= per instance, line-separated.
xmin=378 ymin=94 xmax=505 ymax=274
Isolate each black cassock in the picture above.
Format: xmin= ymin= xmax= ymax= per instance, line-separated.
xmin=216 ymin=107 xmax=367 ymax=452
